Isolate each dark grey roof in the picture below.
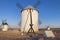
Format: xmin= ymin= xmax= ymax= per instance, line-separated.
xmin=2 ymin=22 xmax=8 ymax=25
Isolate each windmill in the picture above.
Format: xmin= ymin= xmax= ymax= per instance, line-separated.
xmin=1 ymin=19 xmax=8 ymax=31
xmin=17 ymin=0 xmax=41 ymax=34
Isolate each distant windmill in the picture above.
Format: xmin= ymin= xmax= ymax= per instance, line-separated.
xmin=17 ymin=0 xmax=41 ymax=33
xmin=1 ymin=19 xmax=8 ymax=31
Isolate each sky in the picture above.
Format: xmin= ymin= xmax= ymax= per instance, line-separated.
xmin=0 ymin=0 xmax=60 ymax=28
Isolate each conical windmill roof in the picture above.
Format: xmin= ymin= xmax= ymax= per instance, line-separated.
xmin=21 ymin=5 xmax=39 ymax=12
xmin=2 ymin=22 xmax=8 ymax=25
xmin=24 ymin=5 xmax=36 ymax=9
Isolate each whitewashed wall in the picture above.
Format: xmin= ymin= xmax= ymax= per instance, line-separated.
xmin=21 ymin=8 xmax=38 ymax=32
xmin=2 ymin=25 xmax=8 ymax=31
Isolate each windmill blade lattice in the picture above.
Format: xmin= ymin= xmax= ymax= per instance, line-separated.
xmin=33 ymin=0 xmax=40 ymax=8
xmin=16 ymin=3 xmax=23 ymax=9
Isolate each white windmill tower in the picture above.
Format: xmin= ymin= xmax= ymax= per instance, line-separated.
xmin=21 ymin=5 xmax=39 ymax=33
xmin=1 ymin=19 xmax=8 ymax=31
xmin=17 ymin=1 xmax=40 ymax=33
